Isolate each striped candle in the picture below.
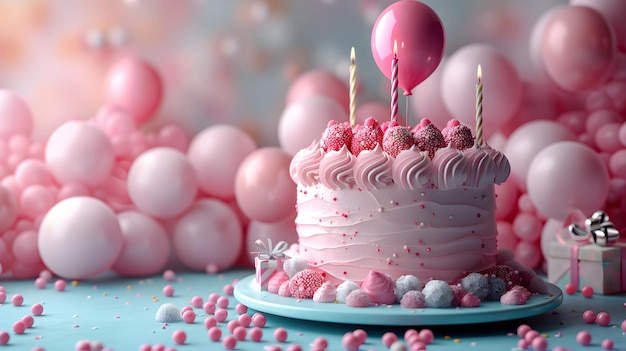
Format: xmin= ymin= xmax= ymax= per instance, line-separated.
xmin=475 ymin=64 xmax=483 ymax=147
xmin=390 ymin=41 xmax=398 ymax=122
xmin=349 ymin=47 xmax=357 ymax=126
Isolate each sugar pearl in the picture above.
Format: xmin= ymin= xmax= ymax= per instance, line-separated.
xmin=21 ymin=315 xmax=34 ymax=328
xmin=0 ymin=331 xmax=8 ymax=345
xmin=180 ymin=305 xmax=192 ymax=316
xmin=581 ymin=285 xmax=594 ymax=298
xmin=352 ymin=329 xmax=367 ymax=344
xmin=55 ymin=279 xmax=66 ymax=292
xmin=418 ymin=329 xmax=434 ymax=344
xmin=162 ymin=285 xmax=174 ymax=297
xmin=249 ymin=327 xmax=263 ymax=342
xmin=12 ymin=320 xmax=26 ymax=334
xmin=311 ymin=336 xmax=328 ymax=350
xmin=602 ymin=339 xmax=614 ymax=350
xmin=190 ymin=295 xmax=203 ymax=308
xmin=222 ymin=335 xmax=237 ymax=350
xmin=172 ymin=330 xmax=186 ymax=345
xmin=182 ymin=310 xmax=195 ymax=324
xmin=238 ymin=313 xmax=252 ymax=328
xmin=208 ymin=292 xmax=220 ymax=303
xmin=34 ymin=277 xmax=47 ymax=289
xmin=223 ymin=284 xmax=234 ymax=296
xmin=517 ymin=324 xmax=531 ymax=338
xmin=11 ymin=294 xmax=24 ymax=306
xmin=31 ymin=303 xmax=44 ymax=316
xmin=382 ymin=332 xmax=398 ymax=347
xmin=576 ymin=331 xmax=592 ymax=346
xmin=233 ymin=326 xmax=247 ymax=341
xmin=583 ymin=310 xmax=597 ymax=324
xmin=204 ymin=316 xmax=217 ymax=329
xmin=252 ymin=313 xmax=267 ymax=328
xmin=162 ymin=270 xmax=176 ymax=282
xmin=214 ymin=309 xmax=228 ymax=323
xmin=227 ymin=320 xmax=240 ymax=333
xmin=286 ymin=344 xmax=303 ymax=351
xmin=216 ymin=296 xmax=229 ymax=309
xmin=524 ymin=330 xmax=539 ymax=343
xmin=342 ymin=332 xmax=360 ymax=351
xmin=203 ymin=301 xmax=216 ymax=315
xmin=564 ymin=283 xmax=576 ymax=295
xmin=531 ymin=336 xmax=548 ymax=351
xmin=274 ymin=327 xmax=288 ymax=343
xmin=235 ymin=303 xmax=248 ymax=315
xmin=208 ymin=327 xmax=222 ymax=341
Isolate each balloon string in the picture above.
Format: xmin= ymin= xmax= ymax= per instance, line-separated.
xmin=405 ymin=95 xmax=409 ymax=126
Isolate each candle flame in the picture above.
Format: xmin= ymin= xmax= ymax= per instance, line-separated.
xmin=477 ymin=65 xmax=482 ymax=81
xmin=350 ymin=46 xmax=355 ymax=65
xmin=393 ymin=40 xmax=398 ymax=56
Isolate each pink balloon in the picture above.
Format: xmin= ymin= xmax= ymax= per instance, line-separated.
xmin=19 ymin=185 xmax=56 ymax=221
xmin=571 ymin=0 xmax=626 ymax=52
xmin=14 ymin=159 xmax=54 ymax=189
xmin=278 ymin=96 xmax=347 ymax=156
xmin=527 ymin=141 xmax=610 ymax=221
xmin=57 ymin=182 xmax=90 ymax=201
xmin=441 ymin=44 xmax=523 ymax=138
xmin=356 ymin=101 xmax=404 ymax=126
xmin=12 ymin=230 xmax=41 ymax=265
xmin=495 ymin=181 xmax=518 ymax=221
xmin=411 ymin=57 xmax=449 ymax=127
xmin=496 ymin=221 xmax=519 ymax=252
xmin=172 ymin=199 xmax=242 ymax=272
xmin=187 ymin=124 xmax=257 ymax=200
xmin=99 ymin=108 xmax=136 ymax=138
xmin=105 ymin=57 xmax=163 ymax=125
xmin=595 ymin=123 xmax=622 ymax=153
xmin=156 ymin=124 xmax=190 ymax=152
xmin=371 ymin=0 xmax=445 ymax=94
xmin=38 ymin=197 xmax=123 ymax=279
xmin=515 ymin=241 xmax=542 ymax=269
xmin=45 ymin=121 xmax=115 ymax=187
xmin=586 ymin=109 xmax=623 ymax=135
xmin=0 ymin=90 xmax=34 ymax=139
xmin=512 ymin=213 xmax=542 ymax=242
xmin=111 ymin=211 xmax=170 ymax=277
xmin=235 ymin=147 xmax=295 ymax=223
xmin=127 ymin=147 xmax=198 ymax=219
xmin=540 ymin=6 xmax=616 ymax=92
xmin=529 ymin=6 xmax=566 ymax=79
xmin=557 ymin=110 xmax=587 ymax=135
xmin=286 ymin=70 xmax=349 ymax=115
xmin=245 ymin=214 xmax=297 ymax=266
xmin=609 ymin=149 xmax=626 ymax=177
xmin=0 ymin=185 xmax=18 ymax=232
xmin=504 ymin=120 xmax=576 ymax=190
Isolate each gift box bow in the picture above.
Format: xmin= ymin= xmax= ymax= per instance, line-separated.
xmin=567 ymin=210 xmax=620 ymax=247
xmin=252 ymin=238 xmax=288 ymax=260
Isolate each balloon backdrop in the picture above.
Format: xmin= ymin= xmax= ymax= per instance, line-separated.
xmin=371 ymin=0 xmax=445 ymax=95
xmin=571 ymin=0 xmax=626 ymax=52
xmin=540 ymin=5 xmax=616 ymax=93
xmin=0 ymin=90 xmax=34 ymax=139
xmin=411 ymin=57 xmax=449 ymax=127
xmin=441 ymin=44 xmax=523 ymax=139
xmin=245 ymin=213 xmax=298 ymax=266
xmin=38 ymin=197 xmax=123 ymax=279
xmin=0 ymin=185 xmax=18 ymax=232
xmin=286 ymin=70 xmax=349 ymax=115
xmin=527 ymin=141 xmax=610 ymax=221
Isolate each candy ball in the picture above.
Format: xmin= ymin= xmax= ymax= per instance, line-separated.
xmin=38 ymin=197 xmax=123 ymax=279
xmin=187 ymin=124 xmax=257 ymax=200
xmin=235 ymin=147 xmax=296 ymax=223
xmin=127 ymin=147 xmax=198 ymax=219
xmin=45 ymin=121 xmax=115 ymax=187
xmin=172 ymin=199 xmax=242 ymax=272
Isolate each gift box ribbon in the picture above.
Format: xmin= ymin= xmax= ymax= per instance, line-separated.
xmin=557 ymin=210 xmax=620 ymax=291
xmin=252 ymin=238 xmax=288 ymax=260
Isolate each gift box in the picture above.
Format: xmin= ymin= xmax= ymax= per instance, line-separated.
xmin=252 ymin=239 xmax=287 ymax=291
xmin=547 ymin=240 xmax=626 ymax=295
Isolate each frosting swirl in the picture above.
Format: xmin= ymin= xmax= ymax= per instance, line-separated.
xmin=313 ymin=282 xmax=337 ymax=303
xmin=360 ymin=270 xmax=396 ymax=305
xmin=392 ymin=146 xmax=432 ymax=190
xmin=483 ymin=143 xmax=511 ymax=185
xmin=353 ymin=145 xmax=393 ymax=191
xmin=431 ymin=146 xmax=468 ymax=190
xmin=464 ymin=146 xmax=496 ymax=188
xmin=290 ymin=141 xmax=323 ymax=187
xmin=319 ymin=145 xmax=356 ymax=190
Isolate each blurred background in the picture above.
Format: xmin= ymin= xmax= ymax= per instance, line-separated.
xmin=0 ymin=0 xmax=566 ymax=146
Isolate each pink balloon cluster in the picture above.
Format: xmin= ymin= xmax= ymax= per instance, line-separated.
xmin=0 ymin=57 xmax=299 ymax=280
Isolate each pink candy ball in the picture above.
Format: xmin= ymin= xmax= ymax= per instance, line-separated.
xmin=602 ymin=338 xmax=614 ymax=350
xmin=127 ymin=147 xmax=198 ymax=219
xmin=238 ymin=314 xmax=251 ymax=328
xmin=38 ymin=197 xmax=123 ymax=280
xmin=31 ymin=303 xmax=44 ymax=316
xmin=45 ymin=121 xmax=115 ymax=187
xmin=12 ymin=320 xmax=26 ymax=334
xmin=233 ymin=326 xmax=247 ymax=341
xmin=162 ymin=269 xmax=176 ymax=281
xmin=583 ymin=310 xmax=597 ymax=324
xmin=418 ymin=329 xmax=434 ymax=344
xmin=11 ymin=294 xmax=23 ymax=306
xmin=576 ymin=330 xmax=592 ymax=346
xmin=111 ymin=211 xmax=169 ymax=277
xmin=172 ymin=329 xmax=186 ymax=345
xmin=222 ymin=335 xmax=237 ymax=350
xmin=105 ymin=57 xmax=163 ymax=125
xmin=274 ymin=327 xmax=288 ymax=343
xmin=531 ymin=336 xmax=547 ymax=351
xmin=203 ymin=301 xmax=216 ymax=315
xmin=172 ymin=199 xmax=242 ymax=272
xmin=187 ymin=124 xmax=257 ymax=200
xmin=163 ymin=285 xmax=174 ymax=297
xmin=582 ymin=285 xmax=594 ymax=298
xmin=517 ymin=324 xmax=531 ymax=338
xmin=382 ymin=332 xmax=399 ymax=348
xmin=208 ymin=326 xmax=222 ymax=341
xmin=249 ymin=327 xmax=263 ymax=342
xmin=21 ymin=315 xmax=34 ymax=328
xmin=342 ymin=332 xmax=360 ymax=351
xmin=0 ymin=331 xmax=8 ymax=345
xmin=214 ymin=309 xmax=228 ymax=323
xmin=235 ymin=147 xmax=296 ymax=223
xmin=182 ymin=310 xmax=196 ymax=324
xmin=235 ymin=303 xmax=248 ymax=315
xmin=252 ymin=313 xmax=266 ymax=328
xmin=54 ymin=279 xmax=66 ymax=292
xmin=596 ymin=312 xmax=611 ymax=326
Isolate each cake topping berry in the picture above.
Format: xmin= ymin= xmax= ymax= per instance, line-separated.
xmin=442 ymin=119 xmax=474 ymax=150
xmin=321 ymin=120 xmax=353 ymax=152
xmin=382 ymin=121 xmax=415 ymax=158
xmin=413 ymin=119 xmax=445 ymax=159
xmin=351 ymin=117 xmax=383 ymax=156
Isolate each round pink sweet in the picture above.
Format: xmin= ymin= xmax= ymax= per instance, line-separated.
xmin=21 ymin=315 xmax=34 ymax=328
xmin=12 ymin=320 xmax=26 ymax=334
xmin=602 ymin=338 xmax=614 ymax=350
xmin=286 ymin=344 xmax=303 ymax=351
xmin=312 ymin=336 xmax=329 ymax=350
xmin=517 ymin=338 xmax=529 ymax=350
xmin=274 ymin=328 xmax=288 ymax=343
xmin=583 ymin=310 xmax=597 ymax=324
xmin=235 ymin=303 xmax=248 ymax=315
xmin=531 ymin=336 xmax=547 ymax=351
xmin=516 ymin=324 xmax=531 ymax=338
xmin=11 ymin=294 xmax=23 ymax=306
xmin=163 ymin=285 xmax=174 ymax=297
xmin=163 ymin=270 xmax=176 ymax=281
xmin=31 ymin=303 xmax=44 ymax=316
xmin=204 ymin=316 xmax=217 ymax=329
xmin=227 ymin=320 xmax=240 ymax=333
xmin=190 ymin=296 xmax=203 ymax=308
xmin=223 ymin=284 xmax=234 ymax=296
xmin=0 ymin=331 xmax=8 ymax=345
xmin=208 ymin=292 xmax=220 ymax=303
xmin=208 ymin=327 xmax=222 ymax=341
xmin=564 ymin=283 xmax=576 ymax=295
xmin=180 ymin=306 xmax=192 ymax=316
xmin=252 ymin=313 xmax=266 ymax=328
xmin=576 ymin=330 xmax=592 ymax=346
xmin=54 ymin=279 xmax=66 ymax=292
xmin=34 ymin=277 xmax=47 ymax=289
xmin=249 ymin=327 xmax=263 ymax=342
xmin=233 ymin=326 xmax=247 ymax=341
xmin=172 ymin=330 xmax=186 ymax=345
xmin=581 ymin=285 xmax=594 ymax=298
xmin=222 ymin=335 xmax=237 ymax=350
xmin=203 ymin=301 xmax=216 ymax=315
xmin=215 ymin=309 xmax=228 ymax=323
xmin=237 ymin=313 xmax=251 ymax=328
xmin=216 ymin=296 xmax=229 ymax=309
xmin=182 ymin=310 xmax=196 ymax=324
xmin=418 ymin=329 xmax=434 ymax=344
xmin=523 ymin=330 xmax=540 ymax=344
xmin=596 ymin=312 xmax=611 ymax=327
xmin=342 ymin=332 xmax=360 ymax=351
xmin=352 ymin=329 xmax=367 ymax=345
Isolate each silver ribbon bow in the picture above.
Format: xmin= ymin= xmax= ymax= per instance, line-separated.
xmin=254 ymin=238 xmax=288 ymax=259
xmin=568 ymin=210 xmax=620 ymax=247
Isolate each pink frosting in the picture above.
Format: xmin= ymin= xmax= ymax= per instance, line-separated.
xmin=391 ymin=146 xmax=432 ymax=190
xmin=278 ymin=280 xmax=291 ymax=297
xmin=360 ymin=270 xmax=396 ymax=305
xmin=313 ymin=282 xmax=337 ymax=303
xmin=460 ymin=293 xmax=481 ymax=307
xmin=319 ymin=145 xmax=356 ymax=190
xmin=267 ymin=271 xmax=289 ymax=294
xmin=353 ymin=145 xmax=394 ymax=191
xmin=483 ymin=143 xmax=511 ymax=185
xmin=289 ymin=141 xmax=323 ymax=186
xmin=463 ymin=147 xmax=496 ymax=188
xmin=431 ymin=146 xmax=468 ymax=190
xmin=500 ymin=286 xmax=531 ymax=305
xmin=345 ymin=289 xmax=371 ymax=308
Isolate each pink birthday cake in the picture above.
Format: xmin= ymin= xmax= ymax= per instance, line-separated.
xmin=289 ymin=117 xmax=511 ymax=286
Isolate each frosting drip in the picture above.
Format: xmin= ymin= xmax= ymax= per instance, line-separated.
xmin=391 ymin=146 xmax=432 ymax=190
xmin=319 ymin=145 xmax=356 ymax=190
xmin=464 ymin=147 xmax=496 ymax=188
xmin=353 ymin=145 xmax=393 ymax=191
xmin=431 ymin=146 xmax=468 ymax=190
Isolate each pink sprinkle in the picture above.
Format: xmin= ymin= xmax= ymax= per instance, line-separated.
xmin=235 ymin=303 xmax=248 ymax=315
xmin=342 ymin=333 xmax=360 ymax=351
xmin=114 ymin=315 xmax=120 ymax=319
xmin=311 ymin=336 xmax=328 ymax=350
xmin=531 ymin=336 xmax=548 ymax=351
xmin=381 ymin=332 xmax=398 ymax=347
xmin=233 ymin=326 xmax=247 ymax=341
xmin=180 ymin=306 xmax=193 ymax=316
xmin=163 ymin=285 xmax=175 ymax=297
xmin=352 ymin=329 xmax=367 ymax=344
xmin=597 ymin=312 xmax=611 ymax=326
xmin=34 ymin=277 xmax=47 ymax=289
xmin=190 ymin=295 xmax=203 ymax=308
xmin=0 ymin=331 xmax=9 ymax=345
xmin=208 ymin=292 xmax=220 ymax=303
xmin=216 ymin=296 xmax=229 ymax=309
xmin=172 ymin=329 xmax=186 ymax=345
xmin=203 ymin=301 xmax=216 ymax=315
xmin=249 ymin=327 xmax=263 ymax=342
xmin=182 ymin=310 xmax=196 ymax=324
xmin=223 ymin=284 xmax=234 ymax=296
xmin=208 ymin=326 xmax=222 ymax=341
xmin=222 ymin=335 xmax=237 ymax=350
xmin=31 ymin=303 xmax=44 ymax=316
xmin=517 ymin=324 xmax=531 ymax=338
xmin=583 ymin=310 xmax=597 ymax=324
xmin=11 ymin=294 xmax=24 ymax=306
xmin=576 ymin=331 xmax=592 ymax=346
xmin=602 ymin=339 xmax=614 ymax=350
xmin=227 ymin=320 xmax=240 ymax=333
xmin=214 ymin=309 xmax=228 ymax=323
xmin=163 ymin=270 xmax=176 ymax=282
xmin=21 ymin=315 xmax=34 ymax=328
xmin=418 ymin=329 xmax=434 ymax=344
xmin=581 ymin=285 xmax=594 ymax=298
xmin=524 ymin=330 xmax=539 ymax=343
xmin=12 ymin=320 xmax=26 ymax=334
xmin=55 ymin=280 xmax=66 ymax=292
xmin=204 ymin=316 xmax=217 ymax=329
xmin=274 ymin=327 xmax=288 ymax=343
xmin=252 ymin=313 xmax=267 ymax=328
xmin=238 ymin=313 xmax=252 ymax=328
xmin=564 ymin=283 xmax=576 ymax=295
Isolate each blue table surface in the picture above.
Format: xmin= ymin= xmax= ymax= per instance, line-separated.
xmin=0 ymin=269 xmax=624 ymax=351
